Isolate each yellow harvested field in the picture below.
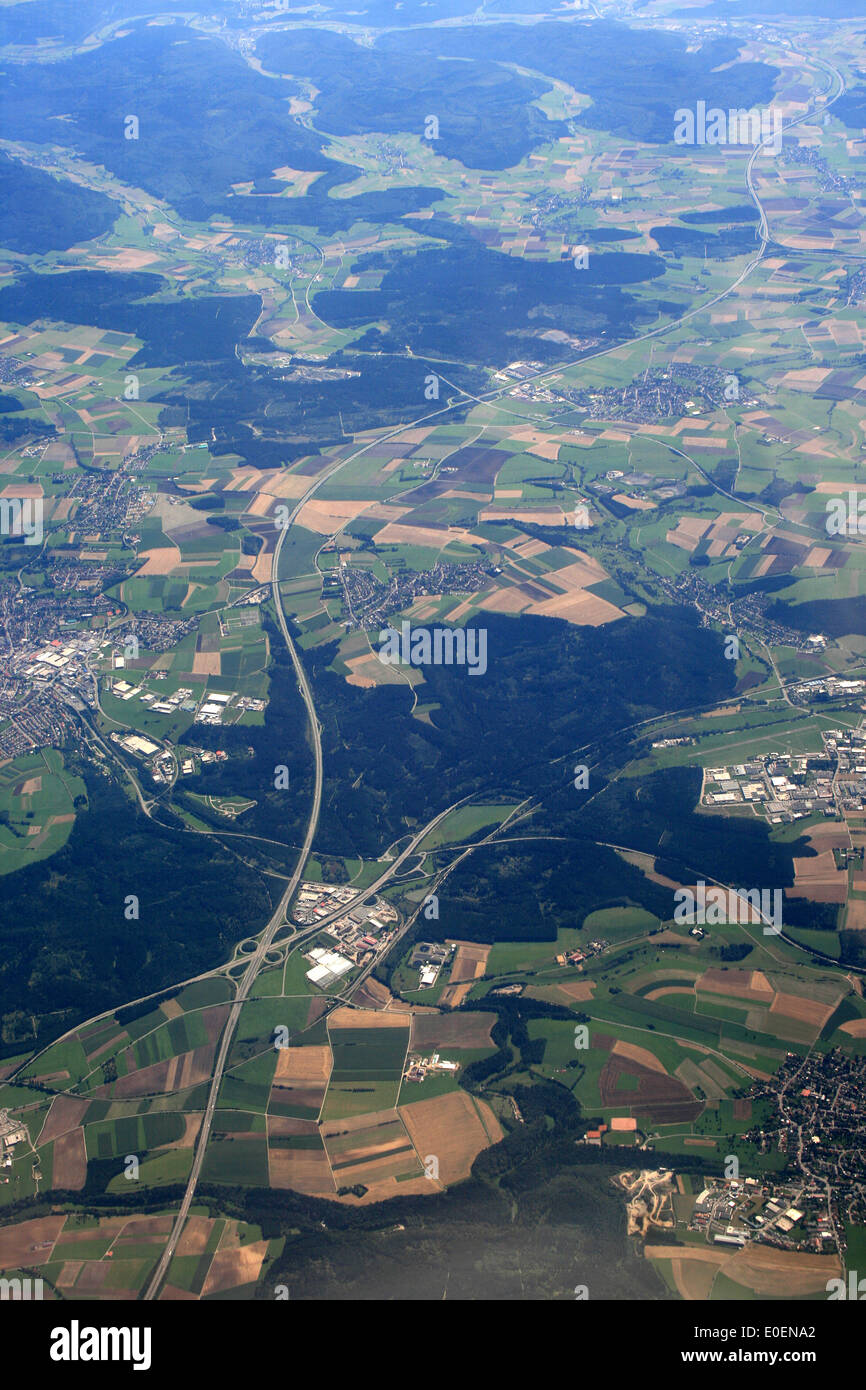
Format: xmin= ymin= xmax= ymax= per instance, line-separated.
xmin=478 ymin=507 xmax=566 ymax=525
xmin=666 ymin=516 xmax=713 ymax=552
xmin=478 ymin=588 xmax=530 ymax=615
xmin=176 ymin=1215 xmax=215 ymax=1257
xmin=670 ymin=1256 xmax=718 ymax=1301
xmin=804 ymin=546 xmax=832 ymax=567
xmin=376 ymin=522 xmax=478 ymax=549
xmin=135 ymin=546 xmax=182 ymax=575
xmin=345 ymin=653 xmax=388 ymax=687
xmin=439 ymin=982 xmax=473 ymax=1009
xmin=399 ymin=1090 xmax=502 ymax=1185
xmin=407 ymin=598 xmax=442 ymax=622
xmin=547 ymin=552 xmax=608 ymax=588
xmin=270 ymin=167 xmax=321 ymax=195
xmin=612 ymin=1040 xmax=666 ymax=1074
xmin=526 ymin=590 xmax=624 ymax=626
xmin=1 ymin=482 xmax=43 ymax=499
xmin=394 ymin=428 xmax=435 ymax=444
xmin=245 ymin=493 xmax=275 ymax=517
xmin=0 ymin=1215 xmax=65 ymax=1268
xmin=252 ymin=550 xmax=273 ymax=584
xmin=840 ymin=1018 xmax=866 ymax=1036
xmin=329 ymin=1006 xmax=410 ymax=1030
xmin=525 ymin=440 xmax=562 ymax=460
xmin=793 ymin=849 xmax=843 ymax=881
xmin=223 ymin=468 xmax=266 ymax=492
xmin=359 ymin=503 xmax=409 ymax=523
xmin=295 ymin=498 xmax=373 ymax=534
xmin=274 ymin=1045 xmax=332 ymax=1082
xmin=552 ymin=980 xmax=596 ymax=1002
xmin=91 ymin=248 xmax=161 ymax=269
xmin=814 ymin=480 xmax=866 ymax=494
xmin=615 ymin=848 xmax=688 ymax=889
xmin=792 ymin=847 xmax=847 ymax=903
xmin=613 ymin=493 xmax=656 ymax=510
xmin=192 ymin=651 xmax=220 ymax=676
xmin=320 ymin=1107 xmax=403 ymax=1139
xmin=732 ymin=1245 xmax=841 ymax=1297
xmin=260 ymin=472 xmax=312 ymax=498
xmin=201 ymin=1241 xmax=269 ymax=1297
xmin=164 ymin=1113 xmax=203 ymax=1150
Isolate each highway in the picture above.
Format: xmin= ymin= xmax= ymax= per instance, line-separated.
xmin=143 ymin=517 xmax=323 ymax=1299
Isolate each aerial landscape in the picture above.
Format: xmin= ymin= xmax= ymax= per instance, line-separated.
xmin=1 ymin=0 xmax=866 ymax=1332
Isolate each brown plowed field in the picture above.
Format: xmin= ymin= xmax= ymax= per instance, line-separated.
xmin=52 ymin=1127 xmax=87 ymax=1189
xmin=599 ymin=1054 xmax=701 ymax=1124
xmin=446 ymin=942 xmax=491 ymax=984
xmin=268 ymin=1115 xmax=320 ymax=1138
xmin=171 ymin=1042 xmax=218 ymax=1092
xmin=37 ymin=1094 xmax=89 ymax=1146
xmin=0 ymin=1215 xmax=65 ymax=1268
xmin=352 ymin=977 xmax=393 ymax=1010
xmin=410 ymin=1012 xmax=497 ymax=1050
xmin=769 ymin=992 xmax=835 ymax=1029
xmin=268 ymin=1149 xmax=334 ymax=1194
xmin=698 ymin=968 xmax=774 ymax=1002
